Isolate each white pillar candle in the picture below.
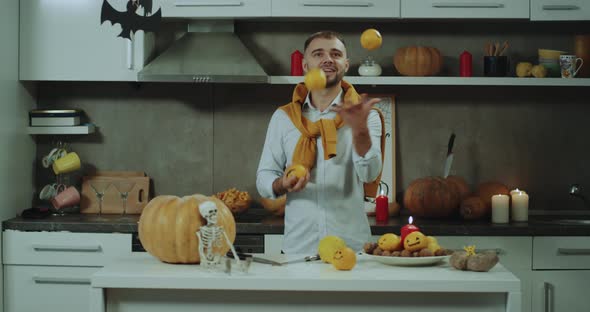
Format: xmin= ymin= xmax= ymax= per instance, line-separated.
xmin=491 ymin=194 xmax=510 ymax=223
xmin=510 ymin=188 xmax=522 ymax=196
xmin=511 ymin=191 xmax=529 ymax=222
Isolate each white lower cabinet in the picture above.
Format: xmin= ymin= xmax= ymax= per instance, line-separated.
xmin=532 ymin=271 xmax=590 ymax=312
xmin=4 ymin=265 xmax=99 ymax=312
xmin=2 ymin=231 xmax=132 ymax=312
xmin=531 ymin=237 xmax=590 ymax=312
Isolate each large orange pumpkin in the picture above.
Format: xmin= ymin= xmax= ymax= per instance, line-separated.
xmin=403 ymin=177 xmax=461 ymax=218
xmin=446 ymin=175 xmax=471 ymax=200
xmin=138 ymin=194 xmax=236 ymax=264
xmin=394 ymin=46 xmax=443 ymax=76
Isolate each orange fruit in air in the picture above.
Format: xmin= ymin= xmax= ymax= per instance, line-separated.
xmin=360 ymin=28 xmax=382 ymax=51
xmin=332 ymin=247 xmax=357 ymax=271
xmin=285 ymin=164 xmax=308 ymax=179
xmin=304 ymin=68 xmax=326 ymax=91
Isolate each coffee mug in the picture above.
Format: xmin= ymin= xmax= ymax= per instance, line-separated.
xmin=51 ymin=186 xmax=80 ymax=209
xmin=42 ymin=148 xmax=67 ymax=168
xmin=559 ymin=54 xmax=584 ymax=78
xmin=484 ymin=56 xmax=509 ymax=77
xmin=52 ymin=152 xmax=81 ymax=175
xmin=39 ymin=183 xmax=66 ymax=200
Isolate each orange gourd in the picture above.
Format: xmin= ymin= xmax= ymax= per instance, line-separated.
xmin=138 ymin=194 xmax=236 ymax=264
xmin=403 ymin=177 xmax=461 ymax=218
xmin=394 ymin=46 xmax=443 ymax=76
xmin=475 ymin=181 xmax=510 ymax=211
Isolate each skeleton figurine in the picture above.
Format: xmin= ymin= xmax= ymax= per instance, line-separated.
xmin=196 ymin=201 xmax=242 ymax=270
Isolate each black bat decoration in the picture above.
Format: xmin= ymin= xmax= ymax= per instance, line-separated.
xmin=100 ymin=0 xmax=161 ymax=40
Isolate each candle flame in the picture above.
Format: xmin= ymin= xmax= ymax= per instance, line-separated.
xmin=408 ymin=216 xmax=413 ymax=224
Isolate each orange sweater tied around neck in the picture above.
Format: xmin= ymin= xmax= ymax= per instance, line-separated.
xmin=279 ymin=80 xmax=386 ymax=198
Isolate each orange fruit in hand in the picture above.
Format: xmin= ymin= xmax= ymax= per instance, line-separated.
xmin=332 ymin=247 xmax=357 ymax=270
xmin=285 ymin=164 xmax=308 ymax=179
xmin=360 ymin=28 xmax=382 ymax=51
xmin=304 ymin=68 xmax=327 ymax=91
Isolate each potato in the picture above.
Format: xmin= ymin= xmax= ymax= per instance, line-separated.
xmin=363 ymin=242 xmax=377 ymax=254
xmin=391 ymin=251 xmax=401 ymax=257
xmin=382 ymin=250 xmax=391 ymax=257
xmin=450 ymin=251 xmax=469 ymax=270
xmin=400 ymin=250 xmax=412 ymax=257
xmin=372 ymin=247 xmax=383 ymax=256
xmin=466 ymin=252 xmax=499 ymax=272
xmin=419 ymin=248 xmax=434 ymax=257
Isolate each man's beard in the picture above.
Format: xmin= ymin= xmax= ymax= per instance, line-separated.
xmin=325 ymin=71 xmax=344 ymax=88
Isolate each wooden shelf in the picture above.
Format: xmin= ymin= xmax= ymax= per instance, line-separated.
xmin=269 ymin=76 xmax=590 ymax=86
xmin=27 ymin=124 xmax=96 ymax=135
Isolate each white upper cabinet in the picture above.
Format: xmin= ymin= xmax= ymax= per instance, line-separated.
xmin=272 ymin=0 xmax=401 ymax=18
xmin=162 ymin=0 xmax=271 ymax=18
xmin=20 ymin=0 xmax=154 ymax=81
xmin=530 ymin=0 xmax=590 ymax=21
xmin=401 ymin=0 xmax=529 ymax=19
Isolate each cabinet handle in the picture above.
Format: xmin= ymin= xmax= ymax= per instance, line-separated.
xmin=432 ymin=2 xmax=504 ymax=8
xmin=126 ymin=39 xmax=134 ymax=70
xmin=302 ymin=2 xmax=373 ymax=7
xmin=175 ymin=1 xmax=244 ymax=7
xmin=557 ymin=248 xmax=590 ymax=255
xmin=33 ymin=277 xmax=91 ymax=285
xmin=32 ymin=244 xmax=102 ymax=252
xmin=542 ymin=282 xmax=553 ymax=312
xmin=542 ymin=4 xmax=580 ymax=11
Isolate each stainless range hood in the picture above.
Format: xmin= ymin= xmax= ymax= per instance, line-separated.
xmin=138 ymin=21 xmax=268 ymax=83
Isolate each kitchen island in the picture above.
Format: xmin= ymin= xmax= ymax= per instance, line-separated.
xmin=90 ymin=253 xmax=520 ymax=312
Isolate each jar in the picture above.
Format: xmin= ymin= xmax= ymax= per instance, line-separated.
xmin=358 ymin=57 xmax=382 ymax=76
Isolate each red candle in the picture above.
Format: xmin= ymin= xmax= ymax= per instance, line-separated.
xmin=400 ymin=216 xmax=420 ymax=243
xmin=460 ymin=50 xmax=472 ymax=77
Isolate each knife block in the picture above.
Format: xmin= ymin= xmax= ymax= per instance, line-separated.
xmin=80 ymin=173 xmax=150 ymax=214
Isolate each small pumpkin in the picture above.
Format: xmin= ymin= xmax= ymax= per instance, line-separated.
xmin=394 ymin=46 xmax=443 ymax=76
xmin=460 ymin=196 xmax=488 ymax=220
xmin=475 ymin=181 xmax=510 ymax=211
xmin=403 ymin=176 xmax=461 ymax=218
xmin=378 ymin=233 xmax=401 ymax=252
xmin=138 ymin=194 xmax=236 ymax=264
xmin=259 ymin=195 xmax=286 ymax=216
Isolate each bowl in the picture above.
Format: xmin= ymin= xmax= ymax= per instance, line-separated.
xmin=538 ymin=60 xmax=561 ymax=77
xmin=538 ymin=49 xmax=567 ymax=59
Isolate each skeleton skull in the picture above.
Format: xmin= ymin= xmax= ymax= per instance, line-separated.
xmin=199 ymin=201 xmax=218 ymax=225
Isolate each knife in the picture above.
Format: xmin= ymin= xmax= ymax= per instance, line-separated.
xmin=443 ymin=133 xmax=456 ymax=178
xmin=227 ymin=252 xmax=283 ymax=266
xmin=279 ymin=254 xmax=321 ymax=265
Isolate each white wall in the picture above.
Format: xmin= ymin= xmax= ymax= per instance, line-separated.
xmin=0 ymin=0 xmax=36 ymax=310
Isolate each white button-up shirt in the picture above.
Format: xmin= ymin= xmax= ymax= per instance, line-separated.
xmin=256 ymin=90 xmax=382 ymax=255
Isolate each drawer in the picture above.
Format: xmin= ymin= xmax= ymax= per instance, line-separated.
xmin=533 ymin=237 xmax=590 ymax=270
xmin=272 ymin=0 xmax=400 ymax=18
xmin=401 ymin=0 xmax=529 ymax=19
xmin=530 ymin=0 xmax=590 ymax=21
xmin=4 ymin=265 xmax=99 ymax=312
xmin=3 ymin=230 xmax=131 ymax=266
xmin=162 ymin=0 xmax=271 ymax=18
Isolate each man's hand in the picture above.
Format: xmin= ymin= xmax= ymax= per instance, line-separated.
xmin=330 ymin=93 xmax=381 ymax=131
xmin=272 ymin=169 xmax=311 ymax=196
xmin=331 ymin=94 xmax=381 ymax=157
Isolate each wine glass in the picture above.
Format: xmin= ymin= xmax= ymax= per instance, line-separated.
xmin=89 ymin=180 xmax=111 ymax=221
xmin=113 ymin=180 xmax=136 ymax=220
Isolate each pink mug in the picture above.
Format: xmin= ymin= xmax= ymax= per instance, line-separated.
xmin=51 ymin=186 xmax=80 ymax=209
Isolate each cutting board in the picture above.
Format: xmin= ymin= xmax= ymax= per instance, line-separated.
xmin=80 ymin=172 xmax=150 ymax=214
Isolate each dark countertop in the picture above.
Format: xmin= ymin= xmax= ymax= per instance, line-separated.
xmin=4 ymin=210 xmax=590 ymax=236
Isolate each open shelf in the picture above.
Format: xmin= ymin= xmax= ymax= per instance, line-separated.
xmin=27 ymin=123 xmax=96 ymax=135
xmin=269 ymin=76 xmax=590 ymax=86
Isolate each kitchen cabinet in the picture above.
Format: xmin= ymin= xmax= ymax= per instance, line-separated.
xmin=531 ymin=236 xmax=590 ymax=312
xmin=271 ymin=0 xmax=400 ymax=19
xmin=161 ymin=0 xmax=271 ymax=18
xmin=2 ymin=230 xmax=132 ymax=312
xmin=530 ymin=0 xmax=590 ymax=21
xmin=401 ymin=0 xmax=529 ymax=19
xmin=19 ymin=0 xmax=154 ymax=81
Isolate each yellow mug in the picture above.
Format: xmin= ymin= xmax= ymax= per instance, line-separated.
xmin=52 ymin=152 xmax=81 ymax=175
